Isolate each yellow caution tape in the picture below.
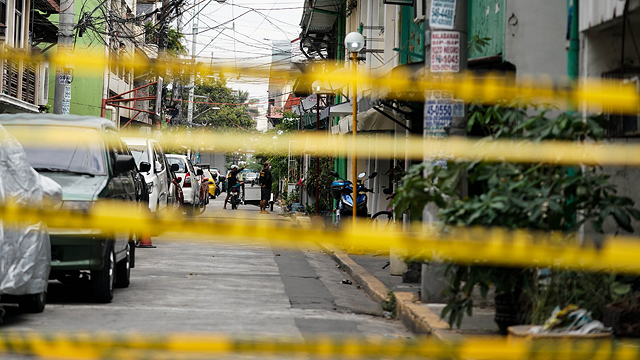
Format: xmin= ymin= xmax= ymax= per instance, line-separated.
xmin=0 ymin=331 xmax=637 ymax=359
xmin=5 ymin=127 xmax=640 ymax=167
xmin=3 ymin=201 xmax=640 ymax=274
xmin=1 ymin=48 xmax=638 ymax=113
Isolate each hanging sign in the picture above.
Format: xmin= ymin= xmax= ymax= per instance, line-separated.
xmin=429 ymin=0 xmax=456 ymax=29
xmin=430 ymin=31 xmax=460 ymax=73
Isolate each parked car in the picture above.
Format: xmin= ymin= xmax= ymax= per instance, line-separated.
xmin=245 ymin=172 xmax=258 ymax=186
xmin=166 ymin=154 xmax=202 ymax=215
xmin=0 ymin=114 xmax=140 ymax=303
xmin=0 ymin=124 xmax=63 ymax=313
xmin=194 ymin=166 xmax=209 ymax=208
xmin=122 ymin=137 xmax=169 ymax=215
xmin=203 ymin=169 xmax=216 ymax=198
xmin=167 ymin=166 xmax=184 ymax=213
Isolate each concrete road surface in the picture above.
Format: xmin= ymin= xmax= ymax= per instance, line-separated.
xmin=0 ymin=196 xmax=410 ymax=358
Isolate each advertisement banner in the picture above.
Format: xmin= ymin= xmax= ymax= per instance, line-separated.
xmin=429 ymin=0 xmax=456 ymax=29
xmin=430 ymin=31 xmax=460 ymax=73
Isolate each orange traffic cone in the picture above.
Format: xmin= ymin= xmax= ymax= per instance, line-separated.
xmin=137 ymin=231 xmax=156 ymax=248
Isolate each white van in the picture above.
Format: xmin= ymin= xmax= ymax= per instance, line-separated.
xmin=122 ymin=138 xmax=169 ymax=214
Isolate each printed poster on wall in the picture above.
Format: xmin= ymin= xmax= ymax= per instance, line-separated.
xmin=424 ymin=99 xmax=453 ymax=130
xmin=429 ymin=0 xmax=456 ymax=29
xmin=430 ymin=31 xmax=460 ymax=73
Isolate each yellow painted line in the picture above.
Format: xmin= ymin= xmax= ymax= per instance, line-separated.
xmin=4 ymin=128 xmax=640 ymax=166
xmin=2 ymin=201 xmax=640 ymax=274
xmin=0 ymin=332 xmax=637 ymax=359
xmin=0 ymin=49 xmax=638 ymax=113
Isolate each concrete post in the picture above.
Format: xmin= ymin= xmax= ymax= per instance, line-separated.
xmin=421 ymin=0 xmax=468 ymax=303
xmin=53 ymin=0 xmax=74 ymax=114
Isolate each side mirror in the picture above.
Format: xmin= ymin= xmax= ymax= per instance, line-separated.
xmin=176 ymin=177 xmax=182 ymax=182
xmin=139 ymin=161 xmax=151 ymax=173
xmin=114 ymin=154 xmax=135 ymax=174
xmin=358 ymin=172 xmax=366 ymax=179
xmin=171 ymin=163 xmax=179 ymax=172
xmin=383 ymin=187 xmax=393 ymax=195
xmin=329 ymin=171 xmax=339 ymax=178
xmin=197 ymin=169 xmax=204 ymax=176
xmin=369 ymin=172 xmax=378 ymax=179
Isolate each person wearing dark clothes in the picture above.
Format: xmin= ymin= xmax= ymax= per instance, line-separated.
xmin=223 ymin=164 xmax=245 ymax=209
xmin=258 ymin=162 xmax=272 ymax=213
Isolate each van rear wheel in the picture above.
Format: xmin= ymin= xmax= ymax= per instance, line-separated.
xmin=115 ymin=243 xmax=131 ymax=288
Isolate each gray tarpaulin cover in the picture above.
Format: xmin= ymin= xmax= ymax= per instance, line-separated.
xmin=0 ymin=125 xmax=62 ymax=295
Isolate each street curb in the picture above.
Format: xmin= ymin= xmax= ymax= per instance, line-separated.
xmin=316 ymin=242 xmax=451 ymax=338
xmin=315 ymin=242 xmax=388 ymax=303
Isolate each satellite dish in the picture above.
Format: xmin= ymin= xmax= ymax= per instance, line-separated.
xmin=323 ymin=67 xmax=350 ymax=91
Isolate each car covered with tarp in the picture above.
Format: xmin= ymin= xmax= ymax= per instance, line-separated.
xmin=0 ymin=124 xmax=62 ymax=313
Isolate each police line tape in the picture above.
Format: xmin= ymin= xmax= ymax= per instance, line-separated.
xmin=7 ymin=127 xmax=640 ymax=167
xmin=0 ymin=331 xmax=637 ymax=359
xmin=3 ymin=201 xmax=640 ymax=275
xmin=2 ymin=48 xmax=639 ymax=113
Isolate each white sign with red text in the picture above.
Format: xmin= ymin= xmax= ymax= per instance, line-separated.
xmin=430 ymin=31 xmax=460 ymax=73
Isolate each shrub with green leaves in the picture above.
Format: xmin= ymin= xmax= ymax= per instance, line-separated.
xmin=393 ymin=102 xmax=639 ymax=328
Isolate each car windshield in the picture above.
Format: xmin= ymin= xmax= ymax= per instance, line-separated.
xmin=5 ymin=125 xmax=106 ymax=176
xmin=128 ymin=145 xmax=149 ymax=168
xmin=203 ymin=170 xmax=212 ymax=178
xmin=166 ymin=157 xmax=186 ymax=172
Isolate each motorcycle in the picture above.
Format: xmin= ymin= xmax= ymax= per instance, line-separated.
xmin=228 ymin=184 xmax=241 ymax=210
xmin=329 ymin=170 xmax=377 ymax=226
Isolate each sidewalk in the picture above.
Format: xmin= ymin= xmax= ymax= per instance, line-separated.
xmin=315 ymin=242 xmax=500 ymax=338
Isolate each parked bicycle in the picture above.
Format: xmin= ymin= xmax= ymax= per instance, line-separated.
xmin=371 ymin=187 xmax=395 ymax=231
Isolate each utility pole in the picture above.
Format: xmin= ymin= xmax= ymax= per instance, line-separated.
xmin=187 ymin=1 xmax=199 ymax=123
xmin=53 ymin=0 xmax=75 ymax=114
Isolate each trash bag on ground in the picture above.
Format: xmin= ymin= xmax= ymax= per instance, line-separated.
xmin=0 ymin=125 xmax=61 ymax=296
xmin=529 ymin=305 xmax=611 ymax=335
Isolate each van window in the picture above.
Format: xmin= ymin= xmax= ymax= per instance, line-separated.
xmin=153 ymin=144 xmax=165 ymax=172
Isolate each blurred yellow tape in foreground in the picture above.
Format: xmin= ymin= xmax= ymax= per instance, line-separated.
xmin=1 ymin=49 xmax=639 ymax=113
xmin=0 ymin=331 xmax=638 ymax=359
xmin=3 ymin=201 xmax=640 ymax=274
xmin=8 ymin=127 xmax=640 ymax=166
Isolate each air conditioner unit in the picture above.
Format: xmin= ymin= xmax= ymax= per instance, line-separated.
xmin=37 ymin=62 xmax=49 ymax=106
xmin=414 ymin=0 xmax=426 ymax=22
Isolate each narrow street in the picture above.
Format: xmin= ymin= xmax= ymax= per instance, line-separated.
xmin=0 ymin=192 xmax=410 ymax=340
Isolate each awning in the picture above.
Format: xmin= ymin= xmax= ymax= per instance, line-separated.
xmin=321 ymin=101 xmax=354 ymax=120
xmin=331 ymin=106 xmax=397 ymax=135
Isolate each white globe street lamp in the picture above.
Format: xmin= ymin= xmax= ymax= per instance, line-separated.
xmin=344 ymin=32 xmax=365 ymax=53
xmin=344 ymin=32 xmax=364 ymax=223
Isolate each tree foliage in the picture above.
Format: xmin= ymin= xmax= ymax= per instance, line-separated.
xmin=183 ymin=73 xmax=256 ymax=131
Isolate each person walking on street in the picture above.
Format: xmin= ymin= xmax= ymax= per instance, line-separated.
xmin=259 ymin=162 xmax=272 ymax=214
xmin=223 ymin=164 xmax=245 ymax=209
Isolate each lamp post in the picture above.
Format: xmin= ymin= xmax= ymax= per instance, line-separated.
xmin=344 ymin=32 xmax=364 ymax=225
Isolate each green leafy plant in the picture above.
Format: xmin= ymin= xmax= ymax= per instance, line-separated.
xmin=394 ymin=101 xmax=640 ymax=328
xmin=468 ymin=35 xmax=491 ymax=57
xmin=381 ymin=290 xmax=397 ymax=318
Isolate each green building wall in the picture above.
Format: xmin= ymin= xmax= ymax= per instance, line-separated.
xmin=46 ymin=0 xmax=106 ymax=117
